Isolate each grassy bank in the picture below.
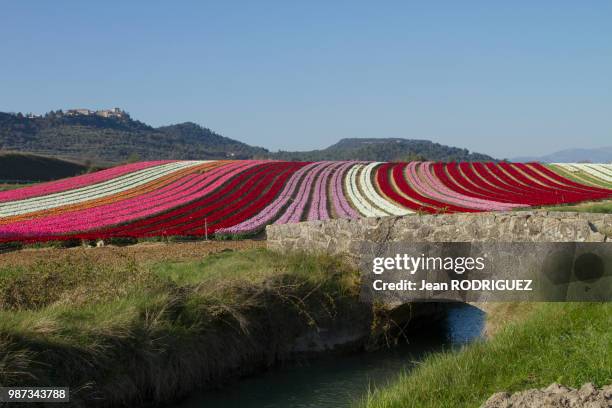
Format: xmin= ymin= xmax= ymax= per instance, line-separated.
xmin=360 ymin=302 xmax=612 ymax=408
xmin=540 ymin=199 xmax=612 ymax=214
xmin=0 ymin=248 xmax=368 ymax=407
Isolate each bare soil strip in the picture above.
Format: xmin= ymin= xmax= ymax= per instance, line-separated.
xmin=0 ymin=239 xmax=265 ymax=267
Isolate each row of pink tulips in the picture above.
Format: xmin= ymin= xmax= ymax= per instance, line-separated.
xmin=418 ymin=162 xmax=524 ymax=211
xmin=275 ymin=162 xmax=332 ymax=224
xmin=331 ymin=161 xmax=360 ymax=219
xmin=215 ymin=162 xmax=314 ymax=234
xmin=0 ymin=162 xmax=256 ymax=238
xmin=0 ymin=161 xmax=171 ymax=203
xmin=307 ymin=162 xmax=345 ymax=220
xmin=405 ymin=163 xmax=508 ymax=211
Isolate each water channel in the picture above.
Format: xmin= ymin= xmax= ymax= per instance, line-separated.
xmin=172 ymin=303 xmax=485 ymax=408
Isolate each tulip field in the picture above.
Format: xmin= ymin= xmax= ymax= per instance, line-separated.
xmin=0 ymin=160 xmax=611 ymax=243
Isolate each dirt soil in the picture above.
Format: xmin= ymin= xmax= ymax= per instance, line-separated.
xmin=482 ymin=383 xmax=612 ymax=408
xmin=0 ymin=239 xmax=266 ymax=267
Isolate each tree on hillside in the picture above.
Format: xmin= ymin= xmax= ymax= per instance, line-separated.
xmin=396 ymin=152 xmax=427 ymax=162
xmin=126 ymin=153 xmax=141 ymax=163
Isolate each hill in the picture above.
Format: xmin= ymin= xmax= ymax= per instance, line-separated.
xmin=273 ymin=138 xmax=495 ymax=162
xmin=1 ymin=110 xmax=495 ymax=164
xmin=0 ymin=111 xmax=269 ymax=164
xmin=512 ymin=147 xmax=612 ymax=163
xmin=0 ymin=152 xmax=89 ymax=182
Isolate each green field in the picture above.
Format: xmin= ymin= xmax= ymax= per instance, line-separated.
xmin=360 ymin=302 xmax=612 ymax=408
xmin=0 ymin=151 xmax=89 ymax=183
xmin=543 ymin=199 xmax=612 ymax=214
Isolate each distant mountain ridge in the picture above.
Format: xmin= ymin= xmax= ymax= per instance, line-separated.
xmin=0 ymin=111 xmax=268 ymax=164
xmin=512 ymin=147 xmax=612 ymax=163
xmin=1 ymin=110 xmax=495 ymax=164
xmin=272 ymin=138 xmax=494 ymax=162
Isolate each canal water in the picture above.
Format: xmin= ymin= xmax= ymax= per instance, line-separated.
xmin=172 ymin=303 xmax=485 ymax=408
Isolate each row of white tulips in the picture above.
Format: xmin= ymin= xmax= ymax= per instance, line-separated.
xmin=577 ymin=164 xmax=612 ymax=181
xmin=554 ymin=163 xmax=612 ymax=183
xmin=359 ymin=163 xmax=412 ymax=216
xmin=0 ymin=161 xmax=209 ymax=218
xmin=345 ymin=163 xmax=412 ymax=217
xmin=345 ymin=164 xmax=387 ymax=217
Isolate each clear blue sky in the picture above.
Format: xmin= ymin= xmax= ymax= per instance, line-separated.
xmin=1 ymin=1 xmax=610 ymax=158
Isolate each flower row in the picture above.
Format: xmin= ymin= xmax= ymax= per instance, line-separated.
xmin=0 ymin=160 xmax=610 ymax=242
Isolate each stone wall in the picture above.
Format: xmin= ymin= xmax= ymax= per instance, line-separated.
xmin=266 ymin=211 xmax=611 ymax=263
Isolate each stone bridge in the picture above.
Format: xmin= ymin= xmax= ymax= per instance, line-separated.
xmin=267 ymin=211 xmax=610 ymax=260
xmin=267 ymin=211 xmax=612 ymax=311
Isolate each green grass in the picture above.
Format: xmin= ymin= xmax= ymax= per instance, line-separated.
xmin=542 ymin=199 xmax=612 ymax=214
xmin=0 ymin=183 xmax=33 ymax=191
xmin=0 ymin=249 xmax=365 ymax=407
xmin=152 ymin=249 xmax=293 ymax=285
xmin=3 ymin=250 xmax=609 ymax=407
xmin=360 ymin=302 xmax=612 ymax=408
